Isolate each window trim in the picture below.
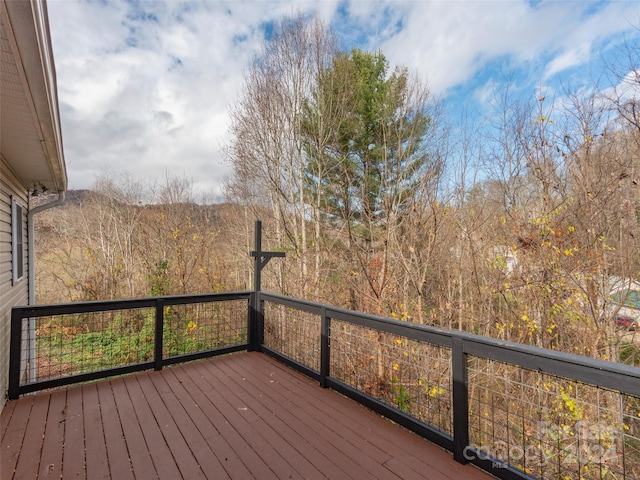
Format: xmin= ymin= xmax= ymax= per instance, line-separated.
xmin=12 ymin=196 xmax=25 ymax=284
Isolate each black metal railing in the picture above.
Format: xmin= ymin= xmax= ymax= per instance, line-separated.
xmin=9 ymin=291 xmax=252 ymax=398
xmin=10 ymin=289 xmax=640 ymax=480
xmin=259 ymin=291 xmax=640 ymax=480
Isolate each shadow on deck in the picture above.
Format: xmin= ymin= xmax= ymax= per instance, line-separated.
xmin=1 ymin=352 xmax=493 ymax=479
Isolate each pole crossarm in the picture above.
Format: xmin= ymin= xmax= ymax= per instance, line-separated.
xmin=251 ymin=220 xmax=285 ymax=288
xmin=250 ymin=250 xmax=285 ymax=271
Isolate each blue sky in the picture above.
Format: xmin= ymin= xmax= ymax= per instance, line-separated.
xmin=46 ymin=0 xmax=640 ymax=200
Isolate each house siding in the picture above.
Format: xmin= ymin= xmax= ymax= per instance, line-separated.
xmin=0 ymin=156 xmax=29 ymax=411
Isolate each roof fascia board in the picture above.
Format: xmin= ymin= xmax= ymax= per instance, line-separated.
xmin=4 ymin=0 xmax=67 ymax=192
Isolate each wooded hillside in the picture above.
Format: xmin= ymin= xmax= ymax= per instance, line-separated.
xmin=34 ymin=15 xmax=640 ymax=365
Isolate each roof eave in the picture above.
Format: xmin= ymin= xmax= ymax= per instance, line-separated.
xmin=2 ymin=0 xmax=67 ymax=192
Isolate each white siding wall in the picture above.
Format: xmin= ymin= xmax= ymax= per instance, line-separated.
xmin=0 ymin=156 xmax=29 ymax=410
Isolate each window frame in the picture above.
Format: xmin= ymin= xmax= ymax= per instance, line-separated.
xmin=12 ymin=196 xmax=25 ymax=284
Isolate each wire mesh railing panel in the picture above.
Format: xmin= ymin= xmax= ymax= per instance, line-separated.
xmin=263 ymin=302 xmax=321 ymax=372
xmin=330 ymin=320 xmax=453 ymax=435
xmin=162 ymin=300 xmax=248 ymax=358
xmin=623 ymin=394 xmax=640 ymax=480
xmin=19 ymin=298 xmax=250 ymax=387
xmin=468 ymin=356 xmax=640 ymax=479
xmin=27 ymin=307 xmax=155 ymax=385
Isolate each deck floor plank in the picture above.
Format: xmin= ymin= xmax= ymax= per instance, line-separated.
xmin=0 ymin=352 xmax=495 ymax=480
xmin=151 ymin=368 xmax=232 ymax=479
xmin=136 ymin=371 xmax=207 ymax=479
xmin=230 ymin=354 xmax=407 ymax=478
xmin=160 ymin=365 xmax=257 ymax=480
xmin=82 ymin=383 xmax=110 ymax=480
xmin=110 ymin=377 xmax=157 ymax=479
xmin=198 ymin=359 xmax=332 ymax=480
xmin=13 ymin=393 xmax=49 ymax=479
xmin=0 ymin=398 xmax=16 ymax=443
xmin=184 ymin=361 xmax=299 ymax=479
xmin=96 ymin=380 xmax=135 ymax=480
xmin=123 ymin=374 xmax=182 ymax=480
xmin=61 ymin=384 xmax=86 ymax=478
xmin=178 ymin=362 xmax=280 ymax=480
xmin=205 ymin=358 xmax=355 ymax=480
xmin=209 ymin=355 xmax=380 ymax=479
xmin=38 ymin=389 xmax=66 ymax=479
xmin=1 ymin=396 xmax=33 ymax=479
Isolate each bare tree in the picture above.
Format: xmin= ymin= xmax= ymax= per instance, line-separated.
xmin=72 ymin=173 xmax=145 ymax=299
xmin=225 ymin=13 xmax=338 ymax=297
xmin=604 ymin=32 xmax=640 ymax=133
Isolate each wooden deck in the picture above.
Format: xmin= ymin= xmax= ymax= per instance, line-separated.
xmin=1 ymin=352 xmax=493 ymax=479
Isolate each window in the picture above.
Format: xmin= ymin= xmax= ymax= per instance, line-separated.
xmin=12 ymin=196 xmax=25 ymax=284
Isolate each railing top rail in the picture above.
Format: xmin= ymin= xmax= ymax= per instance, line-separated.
xmin=12 ymin=291 xmax=254 ymax=318
xmin=12 ymin=287 xmax=640 ymax=393
xmin=260 ymin=291 xmax=640 ymax=395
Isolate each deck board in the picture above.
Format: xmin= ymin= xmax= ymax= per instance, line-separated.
xmin=38 ymin=389 xmax=65 ymax=479
xmin=110 ymin=377 xmax=156 ymax=479
xmin=1 ymin=352 xmax=495 ymax=480
xmin=61 ymin=386 xmax=85 ymax=478
xmin=179 ymin=362 xmax=298 ymax=479
xmin=136 ymin=371 xmax=207 ymax=479
xmin=218 ymin=355 xmax=397 ymax=479
xmin=97 ymin=380 xmax=135 ymax=480
xmin=123 ymin=374 xmax=181 ymax=480
xmin=160 ymin=365 xmax=260 ymax=479
xmin=13 ymin=394 xmax=49 ymax=479
xmin=200 ymin=360 xmax=328 ymax=479
xmin=179 ymin=363 xmax=280 ymax=479
xmin=151 ymin=371 xmax=228 ymax=478
xmin=206 ymin=359 xmax=354 ymax=479
xmin=1 ymin=396 xmax=32 ymax=479
xmin=0 ymin=399 xmax=16 ymax=443
xmin=228 ymin=354 xmax=414 ymax=477
xmin=82 ymin=383 xmax=110 ymax=479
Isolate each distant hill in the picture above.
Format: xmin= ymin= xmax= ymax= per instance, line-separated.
xmin=32 ymin=189 xmax=246 ymax=233
xmin=33 ymin=189 xmax=238 ymax=211
xmin=29 ymin=189 xmax=90 ymax=208
xmin=64 ymin=189 xmax=94 ymax=207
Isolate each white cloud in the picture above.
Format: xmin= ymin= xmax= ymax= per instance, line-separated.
xmin=47 ymin=0 xmax=639 ymax=199
xmin=376 ymin=1 xmax=638 ymax=95
xmin=48 ymin=0 xmax=333 ymax=199
xmin=544 ymin=44 xmax=592 ymax=80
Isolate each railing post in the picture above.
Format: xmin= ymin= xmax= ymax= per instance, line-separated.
xmin=8 ymin=308 xmax=24 ymax=400
xmin=249 ymin=220 xmax=284 ymax=352
xmin=320 ymin=307 xmax=330 ymax=388
xmin=452 ymin=337 xmax=470 ymax=464
xmin=249 ymin=221 xmax=262 ymax=352
xmin=257 ymin=295 xmax=265 ymax=347
xmin=248 ymin=292 xmax=261 ymax=352
xmin=154 ymin=298 xmax=165 ymax=371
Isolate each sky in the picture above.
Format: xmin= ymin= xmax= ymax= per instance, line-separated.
xmin=46 ymin=0 xmax=640 ymax=201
